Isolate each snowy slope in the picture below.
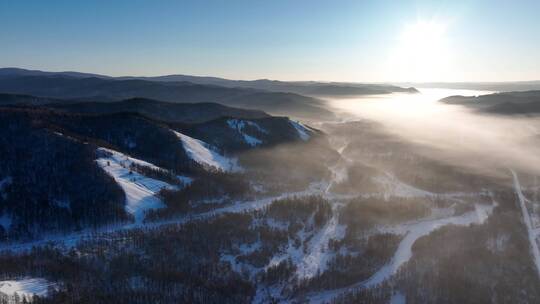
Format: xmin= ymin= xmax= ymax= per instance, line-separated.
xmin=0 ymin=278 xmax=55 ymax=298
xmin=174 ymin=131 xmax=241 ymax=172
xmin=96 ymin=148 xmax=180 ymax=223
xmin=290 ymin=120 xmax=311 ymax=141
xmin=297 ymin=207 xmax=346 ymax=279
xmin=97 ymin=148 xmax=164 ymax=172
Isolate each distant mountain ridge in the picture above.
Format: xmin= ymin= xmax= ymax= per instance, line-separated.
xmin=401 ymin=81 xmax=540 ymax=92
xmin=49 ymin=97 xmax=270 ymax=123
xmin=440 ymin=90 xmax=540 ymax=115
xmin=0 ymin=72 xmax=333 ymax=119
xmin=0 ymin=67 xmax=417 ymax=96
xmin=118 ymin=74 xmax=418 ymax=96
xmin=0 ymin=67 xmax=111 ymax=79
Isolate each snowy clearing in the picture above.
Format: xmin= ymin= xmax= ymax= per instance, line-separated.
xmin=174 ymin=131 xmax=241 ymax=172
xmin=297 ymin=206 xmax=346 ymax=279
xmin=97 ymin=147 xmax=165 ymax=172
xmin=373 ymin=172 xmax=434 ymax=198
xmin=0 ymin=278 xmax=55 ymax=299
xmin=227 ymin=119 xmax=267 ymax=147
xmin=227 ymin=119 xmax=268 ymax=134
xmin=96 ymin=148 xmax=178 ymax=223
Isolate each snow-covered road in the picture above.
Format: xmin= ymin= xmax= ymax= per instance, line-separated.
xmin=511 ymin=170 xmax=540 ymax=279
xmin=307 ymin=202 xmax=495 ymax=304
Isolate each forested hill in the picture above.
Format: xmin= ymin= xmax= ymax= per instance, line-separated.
xmin=0 ymin=103 xmax=318 ymax=240
xmin=0 ymin=68 xmax=419 ymax=119
xmin=0 ymin=73 xmax=332 ymax=119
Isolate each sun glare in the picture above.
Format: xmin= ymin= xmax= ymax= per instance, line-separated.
xmin=386 ymin=20 xmax=452 ymax=82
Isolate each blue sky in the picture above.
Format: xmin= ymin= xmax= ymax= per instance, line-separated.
xmin=1 ymin=0 xmax=539 ymax=82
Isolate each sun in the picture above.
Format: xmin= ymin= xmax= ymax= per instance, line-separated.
xmin=386 ymin=20 xmax=452 ymax=82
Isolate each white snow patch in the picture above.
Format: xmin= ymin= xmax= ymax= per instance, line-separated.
xmin=290 ymin=120 xmax=311 ymax=141
xmin=373 ymin=173 xmax=434 ymax=198
xmin=297 ymin=207 xmax=346 ymax=279
xmin=174 ymin=131 xmax=241 ymax=172
xmin=227 ymin=119 xmax=268 ymax=134
xmin=227 ymin=119 xmax=266 ymax=147
xmin=243 ymin=134 xmax=262 ymax=147
xmin=0 ymin=278 xmax=55 ymax=298
xmin=97 ymin=148 xmax=163 ymax=172
xmin=96 ymin=149 xmax=178 ymax=223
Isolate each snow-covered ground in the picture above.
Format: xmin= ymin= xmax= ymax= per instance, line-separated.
xmin=290 ymin=120 xmax=311 ymax=141
xmin=297 ymin=205 xmax=346 ymax=279
xmin=511 ymin=170 xmax=540 ymax=279
xmin=174 ymin=131 xmax=241 ymax=172
xmin=227 ymin=119 xmax=267 ymax=147
xmin=96 ymin=148 xmax=178 ymax=223
xmin=307 ymin=202 xmax=495 ymax=304
xmin=0 ymin=278 xmax=55 ymax=299
xmin=0 ymin=181 xmax=327 ymax=253
xmin=220 ymin=242 xmax=262 ymax=277
xmin=97 ymin=148 xmax=165 ymax=172
xmin=363 ymin=203 xmax=494 ymax=288
xmin=373 ymin=172 xmax=435 ymax=198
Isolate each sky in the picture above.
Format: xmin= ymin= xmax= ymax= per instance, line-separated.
xmin=1 ymin=0 xmax=539 ymax=82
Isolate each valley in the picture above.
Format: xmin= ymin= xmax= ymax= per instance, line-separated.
xmin=0 ymin=70 xmax=539 ymax=304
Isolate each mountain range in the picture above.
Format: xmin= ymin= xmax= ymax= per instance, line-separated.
xmin=440 ymin=90 xmax=540 ymax=115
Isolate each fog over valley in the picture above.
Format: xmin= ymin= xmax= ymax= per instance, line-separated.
xmin=322 ymin=88 xmax=540 ymax=177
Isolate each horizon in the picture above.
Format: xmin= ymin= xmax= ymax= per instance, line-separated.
xmin=2 ymin=66 xmax=540 ymax=85
xmin=1 ymin=0 xmax=539 ymax=82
